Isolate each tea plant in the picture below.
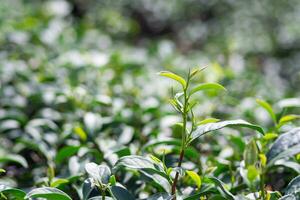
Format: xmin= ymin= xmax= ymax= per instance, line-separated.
xmin=1 ymin=69 xmax=300 ymax=200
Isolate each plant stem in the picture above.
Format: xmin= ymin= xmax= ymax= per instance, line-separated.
xmin=171 ymin=149 xmax=185 ymax=199
xmin=171 ymin=78 xmax=189 ymax=200
xmin=260 ymin=172 xmax=265 ymax=200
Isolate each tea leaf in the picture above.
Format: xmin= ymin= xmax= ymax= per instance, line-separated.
xmin=190 ymin=119 xmax=264 ymax=142
xmin=190 ymin=83 xmax=226 ymax=96
xmin=25 ymin=187 xmax=72 ymax=200
xmin=110 ymin=186 xmax=135 ymax=200
xmin=267 ymin=127 xmax=300 ymax=166
xmin=256 ymin=99 xmax=277 ymax=123
xmin=158 ymin=71 xmax=187 ymax=88
xmin=186 ymin=170 xmax=202 ymax=189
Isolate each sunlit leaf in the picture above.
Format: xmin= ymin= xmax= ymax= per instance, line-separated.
xmin=256 ymin=99 xmax=276 ymax=123
xmin=190 ymin=83 xmax=226 ymax=96
xmin=190 ymin=119 xmax=264 ymax=142
xmin=186 ymin=170 xmax=202 ymax=189
xmin=158 ymin=71 xmax=186 ymax=88
xmin=25 ymin=187 xmax=72 ymax=200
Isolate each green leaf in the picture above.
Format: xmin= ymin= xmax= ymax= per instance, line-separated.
xmin=110 ymin=186 xmax=135 ymax=200
xmin=147 ymin=193 xmax=173 ymax=200
xmin=0 ymin=154 xmax=28 ymax=168
xmin=25 ymin=187 xmax=72 ymax=200
xmin=158 ymin=71 xmax=186 ymax=88
xmin=247 ymin=165 xmax=258 ymax=182
xmin=74 ymin=126 xmax=87 ymax=141
xmin=114 ymin=155 xmax=156 ymax=170
xmin=190 ymin=83 xmax=226 ymax=96
xmin=263 ymin=133 xmax=278 ymax=141
xmin=55 ymin=146 xmax=81 ymax=164
xmin=198 ymin=118 xmax=220 ymax=125
xmin=256 ymin=99 xmax=277 ymax=123
xmin=278 ymin=115 xmax=300 ymax=128
xmin=186 ymin=170 xmax=202 ymax=189
xmin=0 ymin=169 xmax=5 ymax=173
xmin=85 ymin=163 xmax=111 ymax=185
xmin=279 ymin=194 xmax=297 ymax=200
xmin=243 ymin=140 xmax=258 ymax=167
xmin=0 ymin=185 xmax=26 ymax=199
xmin=82 ymin=178 xmax=95 ymax=200
xmin=88 ymin=196 xmax=114 ymax=200
xmin=267 ymin=128 xmax=300 ymax=166
xmin=285 ymin=175 xmax=300 ymax=195
xmin=190 ymin=119 xmax=264 ymax=142
xmin=50 ymin=178 xmax=69 ymax=188
xmin=207 ymin=177 xmax=236 ymax=200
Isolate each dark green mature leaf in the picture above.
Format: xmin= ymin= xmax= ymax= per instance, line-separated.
xmin=25 ymin=187 xmax=72 ymax=200
xmin=146 ymin=193 xmax=173 ymax=200
xmin=82 ymin=178 xmax=96 ymax=200
xmin=0 ymin=185 xmax=26 ymax=199
xmin=88 ymin=197 xmax=113 ymax=200
xmin=285 ymin=175 xmax=300 ymax=195
xmin=114 ymin=155 xmax=155 ymax=170
xmin=190 ymin=83 xmax=226 ymax=96
xmin=55 ymin=146 xmax=81 ymax=164
xmin=190 ymin=120 xmax=264 ymax=142
xmin=0 ymin=154 xmax=28 ymax=168
xmin=207 ymin=177 xmax=236 ymax=200
xmin=273 ymin=160 xmax=300 ymax=173
xmin=158 ymin=71 xmax=186 ymax=88
xmin=110 ymin=186 xmax=135 ymax=200
xmin=279 ymin=195 xmax=297 ymax=200
xmin=85 ymin=163 xmax=111 ymax=185
xmin=141 ymin=169 xmax=171 ymax=193
xmin=267 ymin=128 xmax=300 ymax=166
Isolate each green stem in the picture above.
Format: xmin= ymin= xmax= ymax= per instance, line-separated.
xmin=171 ymin=77 xmax=189 ymax=200
xmin=260 ymin=171 xmax=265 ymax=200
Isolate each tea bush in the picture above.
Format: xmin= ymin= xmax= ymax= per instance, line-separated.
xmin=0 ymin=0 xmax=300 ymax=200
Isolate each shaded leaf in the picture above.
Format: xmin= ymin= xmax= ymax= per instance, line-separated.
xmin=110 ymin=186 xmax=135 ymax=200
xmin=285 ymin=175 xmax=300 ymax=195
xmin=267 ymin=128 xmax=300 ymax=166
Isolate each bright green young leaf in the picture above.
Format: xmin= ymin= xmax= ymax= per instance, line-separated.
xmin=263 ymin=133 xmax=278 ymax=141
xmin=0 ymin=169 xmax=5 ymax=173
xmin=186 ymin=170 xmax=202 ymax=189
xmin=278 ymin=115 xmax=300 ymax=128
xmin=158 ymin=71 xmax=187 ymax=88
xmin=197 ymin=118 xmax=220 ymax=125
xmin=256 ymin=99 xmax=277 ymax=123
xmin=74 ymin=126 xmax=87 ymax=141
xmin=25 ymin=187 xmax=72 ymax=200
xmin=247 ymin=165 xmax=258 ymax=182
xmin=50 ymin=178 xmax=69 ymax=188
xmin=190 ymin=119 xmax=264 ymax=142
xmin=190 ymin=83 xmax=226 ymax=96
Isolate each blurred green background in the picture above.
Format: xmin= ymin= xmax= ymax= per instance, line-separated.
xmin=0 ymin=0 xmax=300 ymax=197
